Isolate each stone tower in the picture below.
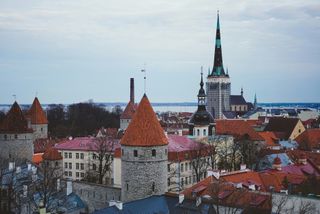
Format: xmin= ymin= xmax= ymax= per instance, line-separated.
xmin=0 ymin=101 xmax=34 ymax=164
xmin=25 ymin=97 xmax=48 ymax=139
xmin=189 ymin=70 xmax=214 ymax=138
xmin=206 ymin=11 xmax=231 ymax=119
xmin=121 ymin=94 xmax=168 ymax=202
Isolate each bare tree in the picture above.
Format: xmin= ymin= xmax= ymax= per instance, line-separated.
xmin=86 ymin=137 xmax=115 ymax=184
xmin=235 ymin=134 xmax=259 ymax=170
xmin=187 ymin=143 xmax=209 ymax=183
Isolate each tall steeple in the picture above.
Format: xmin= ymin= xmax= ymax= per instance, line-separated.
xmin=198 ymin=67 xmax=206 ymax=106
xmin=211 ymin=10 xmax=226 ymax=76
xmin=254 ymin=93 xmax=258 ymax=110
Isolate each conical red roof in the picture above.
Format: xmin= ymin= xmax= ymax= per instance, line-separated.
xmin=0 ymin=101 xmax=32 ymax=133
xmin=26 ymin=97 xmax=48 ymax=124
xmin=121 ymin=94 xmax=167 ymax=147
xmin=273 ymin=156 xmax=282 ymax=165
xmin=120 ymin=100 xmax=137 ymax=119
xmin=43 ymin=147 xmax=62 ymax=161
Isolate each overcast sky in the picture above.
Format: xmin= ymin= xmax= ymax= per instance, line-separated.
xmin=0 ymin=0 xmax=319 ymax=104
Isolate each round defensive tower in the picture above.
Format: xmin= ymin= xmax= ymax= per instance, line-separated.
xmin=121 ymin=94 xmax=168 ymax=202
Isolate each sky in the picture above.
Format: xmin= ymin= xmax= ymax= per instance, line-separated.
xmin=0 ymin=0 xmax=319 ymax=104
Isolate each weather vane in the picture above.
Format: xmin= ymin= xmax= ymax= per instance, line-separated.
xmin=141 ymin=63 xmax=147 ymax=94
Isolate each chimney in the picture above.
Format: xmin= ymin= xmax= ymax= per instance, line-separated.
xmin=130 ymin=78 xmax=134 ymax=103
xmin=240 ymin=164 xmax=246 ymax=171
xmin=67 ymin=180 xmax=72 ymax=196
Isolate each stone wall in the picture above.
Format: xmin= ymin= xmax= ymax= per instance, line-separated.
xmin=73 ymin=181 xmax=121 ymax=213
xmin=0 ymin=133 xmax=34 ymax=165
xmin=121 ymin=145 xmax=168 ymax=202
xmin=31 ymin=124 xmax=48 ymax=139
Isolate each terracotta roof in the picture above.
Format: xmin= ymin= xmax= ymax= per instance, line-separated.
xmin=0 ymin=101 xmax=33 ymax=133
xmin=215 ymin=119 xmax=264 ymax=141
xmin=295 ymin=129 xmax=320 ymax=150
xmin=259 ymin=131 xmax=279 ymax=147
xmin=264 ymin=117 xmax=301 ymax=140
xmin=273 ymin=156 xmax=282 ymax=165
xmin=287 ymin=150 xmax=320 ymax=167
xmin=222 ymin=171 xmax=266 ymax=191
xmin=120 ymin=101 xmax=137 ymax=119
xmin=121 ymin=94 xmax=168 ymax=147
xmin=25 ymin=97 xmax=48 ymax=124
xmin=33 ymin=138 xmax=62 ymax=153
xmin=43 ymin=147 xmax=63 ymax=160
xmin=32 ymin=153 xmax=43 ymax=165
xmin=56 ymin=137 xmax=120 ymax=152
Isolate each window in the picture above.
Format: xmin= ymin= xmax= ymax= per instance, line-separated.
xmin=165 ymin=149 xmax=167 ymax=154
xmin=134 ymin=150 xmax=138 ymax=157
xmin=126 ymin=183 xmax=129 ymax=191
xmin=76 ymin=153 xmax=79 ymax=159
xmin=64 ymin=163 xmax=67 ymax=168
xmin=69 ymin=171 xmax=72 ymax=176
xmin=167 ymin=178 xmax=170 ymax=186
xmin=93 ymin=164 xmax=97 ymax=170
xmin=93 ymin=153 xmax=97 ymax=159
xmin=81 ymin=172 xmax=84 ymax=178
xmin=193 ymin=175 xmax=196 ymax=183
xmin=76 ymin=163 xmax=79 ymax=169
xmin=167 ymin=164 xmax=170 ymax=172
xmin=185 ymin=163 xmax=188 ymax=171
xmin=64 ymin=152 xmax=68 ymax=158
xmin=55 ymin=161 xmax=59 ymax=167
xmin=41 ymin=127 xmax=43 ymax=132
xmin=181 ymin=163 xmax=184 ymax=172
xmin=69 ymin=153 xmax=72 ymax=158
xmin=186 ymin=177 xmax=188 ymax=185
xmin=14 ymin=134 xmax=18 ymax=139
xmin=64 ymin=171 xmax=68 ymax=176
xmin=152 ymin=182 xmax=155 ymax=192
xmin=81 ymin=163 xmax=84 ymax=170
xmin=197 ymin=129 xmax=200 ymax=136
xmin=152 ymin=149 xmax=156 ymax=157
xmin=203 ymin=129 xmax=206 ymax=136
xmin=181 ymin=178 xmax=184 ymax=187
xmin=4 ymin=135 xmax=7 ymax=140
xmin=80 ymin=153 xmax=84 ymax=159
xmin=189 ymin=162 xmax=192 ymax=170
xmin=189 ymin=176 xmax=192 ymax=184
xmin=76 ymin=172 xmax=79 ymax=177
xmin=69 ymin=163 xmax=72 ymax=169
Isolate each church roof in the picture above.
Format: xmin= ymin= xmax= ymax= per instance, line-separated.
xmin=120 ymin=101 xmax=137 ymax=119
xmin=121 ymin=94 xmax=168 ymax=147
xmin=25 ymin=97 xmax=48 ymax=124
xmin=43 ymin=147 xmax=63 ymax=161
xmin=230 ymin=95 xmax=247 ymax=105
xmin=0 ymin=101 xmax=33 ymax=133
xmin=189 ymin=106 xmax=214 ymax=126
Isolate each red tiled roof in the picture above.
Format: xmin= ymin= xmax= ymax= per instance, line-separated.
xmin=0 ymin=101 xmax=33 ymax=133
xmin=43 ymin=147 xmax=63 ymax=160
xmin=295 ymin=129 xmax=320 ymax=150
xmin=33 ymin=138 xmax=61 ymax=153
xmin=32 ymin=153 xmax=43 ymax=165
xmin=56 ymin=137 xmax=120 ymax=152
xmin=259 ymin=131 xmax=279 ymax=147
xmin=121 ymin=95 xmax=168 ymax=147
xmin=215 ymin=119 xmax=264 ymax=141
xmin=287 ymin=150 xmax=320 ymax=167
xmin=222 ymin=171 xmax=266 ymax=191
xmin=120 ymin=101 xmax=137 ymax=119
xmin=25 ymin=97 xmax=48 ymax=124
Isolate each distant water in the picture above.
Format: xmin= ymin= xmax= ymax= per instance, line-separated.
xmin=0 ymin=102 xmax=319 ymax=113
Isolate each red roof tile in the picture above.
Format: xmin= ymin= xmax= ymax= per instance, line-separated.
xmin=121 ymin=95 xmax=168 ymax=147
xmin=259 ymin=131 xmax=279 ymax=147
xmin=25 ymin=97 xmax=48 ymax=124
xmin=120 ymin=101 xmax=137 ymax=119
xmin=273 ymin=156 xmax=282 ymax=164
xmin=215 ymin=119 xmax=264 ymax=141
xmin=0 ymin=101 xmax=33 ymax=133
xmin=43 ymin=147 xmax=63 ymax=160
xmin=222 ymin=171 xmax=266 ymax=191
xmin=32 ymin=153 xmax=43 ymax=165
xmin=264 ymin=117 xmax=301 ymax=140
xmin=295 ymin=129 xmax=320 ymax=150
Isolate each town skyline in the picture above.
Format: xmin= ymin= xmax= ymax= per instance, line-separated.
xmin=0 ymin=0 xmax=319 ymax=104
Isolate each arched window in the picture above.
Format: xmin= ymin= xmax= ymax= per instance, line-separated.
xmin=152 ymin=149 xmax=156 ymax=157
xmin=203 ymin=129 xmax=206 ymax=136
xmin=197 ymin=129 xmax=200 ymax=136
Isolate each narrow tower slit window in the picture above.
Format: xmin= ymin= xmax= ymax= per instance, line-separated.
xmin=134 ymin=150 xmax=138 ymax=157
xmin=152 ymin=149 xmax=156 ymax=157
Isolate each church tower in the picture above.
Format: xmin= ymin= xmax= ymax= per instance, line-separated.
xmin=206 ymin=11 xmax=231 ymax=119
xmin=189 ymin=70 xmax=214 ymax=138
xmin=121 ymin=94 xmax=168 ymax=202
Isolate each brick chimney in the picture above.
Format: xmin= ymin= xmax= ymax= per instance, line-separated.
xmin=130 ymin=78 xmax=134 ymax=103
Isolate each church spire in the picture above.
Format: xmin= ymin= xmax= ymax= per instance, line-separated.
xmin=211 ymin=10 xmax=225 ymax=77
xmin=198 ymin=67 xmax=206 ymax=106
xmin=254 ymin=93 xmax=258 ymax=110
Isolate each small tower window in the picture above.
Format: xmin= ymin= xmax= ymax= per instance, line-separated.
xmin=14 ymin=134 xmax=18 ymax=139
xmin=203 ymin=129 xmax=206 ymax=136
xmin=134 ymin=150 xmax=138 ymax=157
xmin=152 ymin=182 xmax=155 ymax=192
xmin=152 ymin=149 xmax=156 ymax=157
xmin=197 ymin=129 xmax=200 ymax=136
xmin=126 ymin=183 xmax=129 ymax=191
